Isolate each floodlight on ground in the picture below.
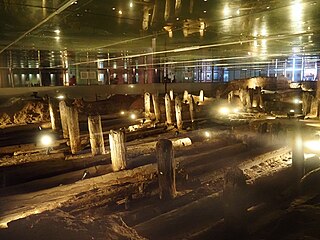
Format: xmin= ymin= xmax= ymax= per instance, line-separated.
xmin=56 ymin=94 xmax=65 ymax=100
xmin=204 ymin=131 xmax=211 ymax=138
xmin=219 ymin=107 xmax=230 ymax=115
xmin=304 ymin=140 xmax=320 ymax=152
xmin=293 ymin=98 xmax=302 ymax=104
xmin=40 ymin=134 xmax=53 ymax=147
xmin=130 ymin=113 xmax=137 ymax=120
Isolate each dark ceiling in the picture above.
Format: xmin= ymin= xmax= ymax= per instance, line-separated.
xmin=0 ymin=0 xmax=320 ymax=68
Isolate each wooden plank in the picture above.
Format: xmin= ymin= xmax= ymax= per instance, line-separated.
xmin=0 ymin=164 xmax=157 ymax=228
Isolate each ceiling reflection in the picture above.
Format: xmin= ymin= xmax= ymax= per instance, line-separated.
xmin=0 ymin=0 xmax=319 ymax=80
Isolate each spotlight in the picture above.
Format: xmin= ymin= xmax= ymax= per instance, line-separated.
xmin=130 ymin=113 xmax=137 ymax=120
xmin=304 ymin=140 xmax=320 ymax=152
xmin=233 ymin=108 xmax=240 ymax=113
xmin=40 ymin=134 xmax=53 ymax=147
xmin=293 ymin=98 xmax=302 ymax=104
xmin=120 ymin=111 xmax=125 ymax=115
xmin=219 ymin=107 xmax=230 ymax=115
xmin=39 ymin=133 xmax=54 ymax=154
xmin=56 ymin=95 xmax=65 ymax=100
xmin=204 ymin=131 xmax=211 ymax=138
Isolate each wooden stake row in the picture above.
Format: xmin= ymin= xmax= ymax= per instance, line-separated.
xmin=144 ymin=90 xmax=204 ymax=130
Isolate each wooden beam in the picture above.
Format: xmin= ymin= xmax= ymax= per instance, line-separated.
xmin=0 ymin=164 xmax=157 ymax=228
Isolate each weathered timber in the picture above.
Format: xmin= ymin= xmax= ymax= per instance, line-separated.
xmin=144 ymin=92 xmax=151 ymax=119
xmin=48 ymin=98 xmax=59 ymax=130
xmin=0 ymin=164 xmax=113 ymax=196
xmin=292 ymin=129 xmax=305 ymax=181
xmin=188 ymin=94 xmax=195 ymax=129
xmin=223 ymin=167 xmax=248 ymax=238
xmin=182 ymin=90 xmax=188 ymax=104
xmin=156 ymin=139 xmax=176 ymax=200
xmin=0 ymin=164 xmax=157 ymax=228
xmin=169 ymin=89 xmax=174 ymax=101
xmin=164 ymin=93 xmax=173 ymax=125
xmin=0 ymin=139 xmax=67 ymax=155
xmin=0 ymin=153 xmax=108 ymax=187
xmin=67 ymin=106 xmax=81 ymax=154
xmin=152 ymin=93 xmax=161 ymax=122
xmin=199 ymin=90 xmax=204 ymax=103
xmin=109 ymin=130 xmax=127 ymax=171
xmin=175 ymin=96 xmax=183 ymax=130
xmin=88 ymin=115 xmax=106 ymax=156
xmin=134 ymin=192 xmax=223 ymax=239
xmin=59 ymin=101 xmax=69 ymax=138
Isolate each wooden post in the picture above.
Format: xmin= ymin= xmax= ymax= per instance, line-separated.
xmin=199 ymin=90 xmax=204 ymax=103
xmin=59 ymin=100 xmax=69 ymax=138
xmin=248 ymin=88 xmax=254 ymax=108
xmin=188 ymin=94 xmax=196 ymax=129
xmin=223 ymin=167 xmax=247 ymax=238
xmin=165 ymin=93 xmax=173 ymax=125
xmin=292 ymin=128 xmax=305 ymax=180
xmin=183 ymin=90 xmax=189 ymax=103
xmin=317 ymin=78 xmax=320 ymax=118
xmin=175 ymin=96 xmax=183 ymax=130
xmin=48 ymin=98 xmax=58 ymax=131
xmin=144 ymin=92 xmax=151 ymax=119
xmin=169 ymin=89 xmax=174 ymax=101
xmin=152 ymin=93 xmax=161 ymax=122
xmin=88 ymin=115 xmax=105 ymax=156
xmin=67 ymin=106 xmax=81 ymax=154
xmin=109 ymin=130 xmax=127 ymax=171
xmin=156 ymin=139 xmax=176 ymax=199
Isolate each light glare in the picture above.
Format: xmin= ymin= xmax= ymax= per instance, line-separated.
xmin=219 ymin=107 xmax=230 ymax=115
xmin=130 ymin=113 xmax=137 ymax=120
xmin=40 ymin=135 xmax=53 ymax=146
xmin=304 ymin=140 xmax=320 ymax=152
xmin=56 ymin=95 xmax=65 ymax=100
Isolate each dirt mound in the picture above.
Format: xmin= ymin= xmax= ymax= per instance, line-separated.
xmin=13 ymin=101 xmax=49 ymax=125
xmin=77 ymin=95 xmax=142 ymax=116
xmin=129 ymin=96 xmax=144 ymax=110
xmin=1 ymin=211 xmax=146 ymax=240
xmin=0 ymin=113 xmax=12 ymax=126
xmin=0 ymin=100 xmax=50 ymax=127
